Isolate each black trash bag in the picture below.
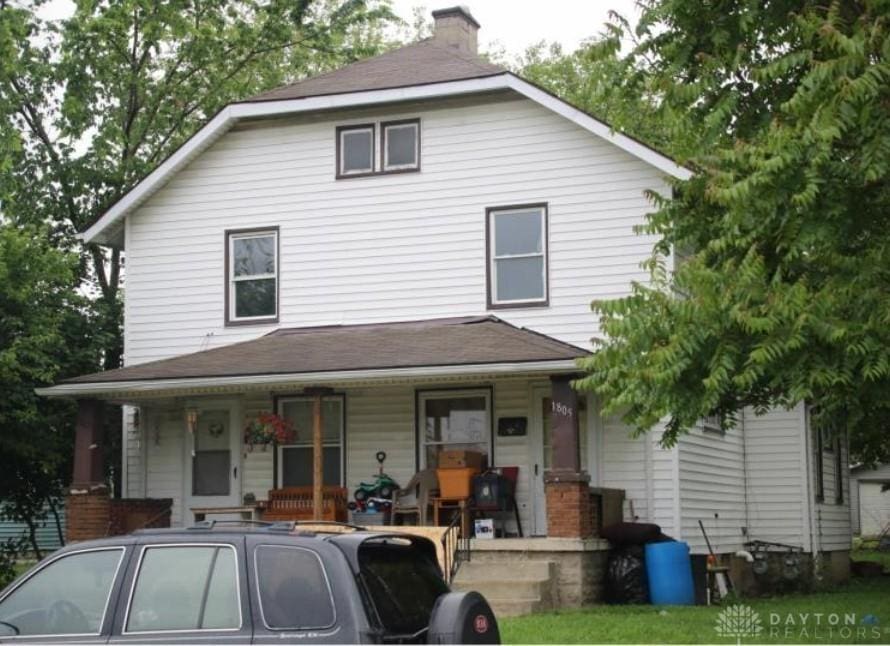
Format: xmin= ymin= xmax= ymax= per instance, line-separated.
xmin=604 ymin=546 xmax=649 ymax=604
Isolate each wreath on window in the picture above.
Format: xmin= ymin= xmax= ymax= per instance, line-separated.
xmin=243 ymin=413 xmax=295 ymax=451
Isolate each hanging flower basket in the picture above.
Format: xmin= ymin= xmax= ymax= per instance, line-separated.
xmin=244 ymin=413 xmax=295 ymax=451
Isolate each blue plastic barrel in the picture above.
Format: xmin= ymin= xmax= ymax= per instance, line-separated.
xmin=644 ymin=541 xmax=695 ymax=605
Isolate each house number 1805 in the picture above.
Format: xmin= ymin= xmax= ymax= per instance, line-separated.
xmin=551 ymin=401 xmax=574 ymax=417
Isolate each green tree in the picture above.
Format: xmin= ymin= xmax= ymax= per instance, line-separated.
xmin=574 ymin=1 xmax=890 ymax=463
xmin=0 ymin=223 xmax=97 ymax=566
xmin=0 ymin=0 xmax=396 ymax=492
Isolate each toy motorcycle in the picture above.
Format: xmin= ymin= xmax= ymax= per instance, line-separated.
xmin=353 ymin=451 xmax=399 ymax=502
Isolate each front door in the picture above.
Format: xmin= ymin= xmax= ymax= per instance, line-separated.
xmin=529 ymin=387 xmax=590 ymax=536
xmin=184 ymin=403 xmax=241 ymax=519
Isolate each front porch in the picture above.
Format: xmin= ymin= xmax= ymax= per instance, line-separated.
xmin=41 ymin=316 xmax=622 ymax=607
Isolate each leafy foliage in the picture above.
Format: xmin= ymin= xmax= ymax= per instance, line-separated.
xmin=0 ymin=224 xmax=96 ymax=556
xmin=570 ymin=0 xmax=890 ymax=461
xmin=0 ymin=0 xmax=392 ymax=502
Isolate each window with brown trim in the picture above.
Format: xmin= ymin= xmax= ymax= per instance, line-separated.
xmin=487 ymin=204 xmax=549 ymax=308
xmin=336 ymin=119 xmax=420 ymax=178
xmin=337 ymin=124 xmax=375 ymax=177
xmin=381 ymin=119 xmax=420 ymax=172
xmin=226 ymin=228 xmax=278 ymax=325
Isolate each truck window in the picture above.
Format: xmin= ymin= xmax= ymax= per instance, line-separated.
xmin=254 ymin=545 xmax=336 ymax=630
xmin=358 ymin=538 xmax=448 ymax=639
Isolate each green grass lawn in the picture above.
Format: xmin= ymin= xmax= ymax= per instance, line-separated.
xmin=500 ymin=552 xmax=890 ymax=644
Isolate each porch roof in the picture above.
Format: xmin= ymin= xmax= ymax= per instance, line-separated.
xmin=38 ymin=316 xmax=587 ymax=398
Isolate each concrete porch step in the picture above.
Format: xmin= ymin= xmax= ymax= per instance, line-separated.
xmin=452 ymin=559 xmax=555 ymax=582
xmin=451 ymin=559 xmax=557 ymax=618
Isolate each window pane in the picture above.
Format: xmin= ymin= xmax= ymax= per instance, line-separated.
xmin=234 ymin=278 xmax=276 ymax=318
xmin=423 ymin=396 xmax=488 ymax=468
xmin=281 ymin=447 xmax=341 ymax=487
xmin=342 ymin=129 xmax=373 ymax=173
xmin=386 ymin=124 xmax=417 ymax=168
xmin=0 ymin=549 xmax=121 ymax=636
xmin=202 ymin=549 xmax=240 ymax=629
xmin=233 ymin=235 xmax=274 ymax=277
xmin=495 ymin=256 xmax=544 ymax=302
xmin=358 ymin=539 xmax=448 ymax=637
xmin=494 ymin=210 xmax=542 ymax=256
xmin=127 ymin=546 xmax=239 ymax=632
xmin=255 ymin=546 xmax=335 ymax=629
xmin=193 ymin=450 xmax=230 ymax=495
xmin=281 ymin=398 xmax=341 ymax=443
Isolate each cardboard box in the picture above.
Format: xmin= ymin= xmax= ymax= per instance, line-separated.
xmin=438 ymin=449 xmax=485 ymax=470
xmin=474 ymin=518 xmax=495 ymax=539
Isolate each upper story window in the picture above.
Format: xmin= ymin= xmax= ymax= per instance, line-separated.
xmin=701 ymin=414 xmax=725 ymax=435
xmin=338 ymin=125 xmax=375 ymax=176
xmin=382 ymin=120 xmax=420 ymax=172
xmin=487 ymin=204 xmax=549 ymax=308
xmin=227 ymin=228 xmax=278 ymax=325
xmin=336 ymin=119 xmax=420 ymax=178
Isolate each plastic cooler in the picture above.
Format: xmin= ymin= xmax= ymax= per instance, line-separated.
xmin=644 ymin=541 xmax=695 ymax=605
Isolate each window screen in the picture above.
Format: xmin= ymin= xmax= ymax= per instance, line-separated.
xmin=278 ymin=396 xmax=344 ymax=487
xmin=0 ymin=549 xmax=122 ymax=636
xmin=339 ymin=127 xmax=374 ymax=175
xmin=489 ymin=205 xmax=547 ymax=305
xmin=421 ymin=393 xmax=489 ymax=468
xmin=126 ymin=546 xmax=239 ymax=633
xmin=255 ymin=546 xmax=335 ymax=629
xmin=228 ymin=230 xmax=277 ymax=321
xmin=383 ymin=121 xmax=419 ymax=170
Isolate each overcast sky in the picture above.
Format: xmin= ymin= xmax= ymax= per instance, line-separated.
xmin=39 ymin=0 xmax=640 ymax=57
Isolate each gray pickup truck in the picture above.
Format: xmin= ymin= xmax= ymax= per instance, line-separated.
xmin=0 ymin=521 xmax=499 ymax=644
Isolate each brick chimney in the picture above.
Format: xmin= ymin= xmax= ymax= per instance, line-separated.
xmin=432 ymin=6 xmax=480 ymax=55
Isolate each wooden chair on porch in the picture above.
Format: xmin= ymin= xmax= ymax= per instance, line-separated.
xmin=261 ymin=486 xmax=349 ymax=522
xmin=391 ymin=469 xmax=439 ymax=526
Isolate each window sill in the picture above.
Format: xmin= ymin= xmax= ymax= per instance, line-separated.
xmin=487 ymin=300 xmax=549 ymax=310
xmin=225 ymin=316 xmax=279 ymax=328
xmin=336 ymin=167 xmax=420 ymax=180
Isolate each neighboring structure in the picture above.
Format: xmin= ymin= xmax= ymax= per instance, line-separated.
xmin=0 ymin=505 xmax=65 ymax=555
xmin=39 ymin=5 xmax=851 ymax=605
xmin=850 ymin=463 xmax=890 ymax=536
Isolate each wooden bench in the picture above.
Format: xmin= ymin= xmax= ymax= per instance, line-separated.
xmin=261 ymin=486 xmax=349 ymax=522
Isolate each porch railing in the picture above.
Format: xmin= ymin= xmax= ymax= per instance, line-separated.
xmin=441 ymin=508 xmax=470 ymax=584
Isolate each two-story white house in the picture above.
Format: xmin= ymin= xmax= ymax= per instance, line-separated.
xmin=41 ymin=6 xmax=850 ymax=608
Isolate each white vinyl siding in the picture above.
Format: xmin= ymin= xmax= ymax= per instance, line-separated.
xmin=122 ymin=96 xmax=667 ymax=366
xmin=678 ymin=419 xmax=746 ymax=554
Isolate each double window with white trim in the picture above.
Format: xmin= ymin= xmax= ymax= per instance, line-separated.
xmin=487 ymin=204 xmax=549 ymax=307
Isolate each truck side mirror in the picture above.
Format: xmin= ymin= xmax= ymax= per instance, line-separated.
xmin=427 ymin=591 xmax=499 ymax=644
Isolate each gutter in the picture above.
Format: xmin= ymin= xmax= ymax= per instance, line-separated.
xmin=35 ymin=359 xmax=580 ymax=398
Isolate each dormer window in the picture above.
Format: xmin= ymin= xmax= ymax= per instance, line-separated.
xmin=382 ymin=119 xmax=420 ymax=172
xmin=337 ymin=125 xmax=375 ymax=177
xmin=336 ymin=119 xmax=420 ymax=178
xmin=226 ymin=228 xmax=278 ymax=325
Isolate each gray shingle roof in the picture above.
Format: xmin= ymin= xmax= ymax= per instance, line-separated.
xmin=243 ymin=39 xmax=505 ymax=103
xmin=64 ymin=316 xmax=586 ymax=384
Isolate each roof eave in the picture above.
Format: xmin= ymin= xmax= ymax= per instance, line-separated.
xmin=35 ymin=358 xmax=582 ymax=399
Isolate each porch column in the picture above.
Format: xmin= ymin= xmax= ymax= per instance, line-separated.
xmin=67 ymin=399 xmax=111 ymax=542
xmin=304 ymin=387 xmax=333 ymax=521
xmin=544 ymin=376 xmax=593 ymax=538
